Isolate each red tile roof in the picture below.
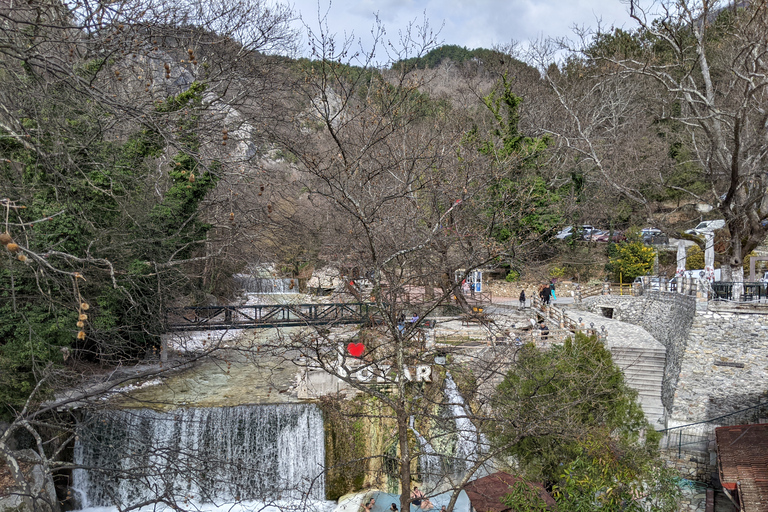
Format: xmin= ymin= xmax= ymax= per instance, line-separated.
xmin=463 ymin=471 xmax=556 ymax=512
xmin=715 ymin=423 xmax=768 ymax=512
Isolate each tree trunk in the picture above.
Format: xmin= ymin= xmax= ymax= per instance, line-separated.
xmin=438 ymin=271 xmax=473 ymax=314
xmin=397 ymin=407 xmax=412 ymax=512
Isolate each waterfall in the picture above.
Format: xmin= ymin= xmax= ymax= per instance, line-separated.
xmin=72 ymin=404 xmax=325 ymax=509
xmin=234 ymin=275 xmax=298 ymax=294
xmin=409 ymin=416 xmax=441 ymax=486
xmin=443 ymin=374 xmax=491 ymax=476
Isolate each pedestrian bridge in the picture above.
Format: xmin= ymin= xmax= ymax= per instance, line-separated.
xmin=165 ymin=302 xmax=377 ymax=331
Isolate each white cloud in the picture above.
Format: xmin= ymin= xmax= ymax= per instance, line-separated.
xmin=289 ymin=0 xmax=634 ymax=60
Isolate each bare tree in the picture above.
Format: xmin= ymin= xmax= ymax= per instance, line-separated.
xmin=622 ymin=0 xmax=768 ymax=281
xmin=0 ymin=0 xmax=299 ymax=509
xmin=523 ymin=36 xmax=675 ymax=230
xmin=529 ymin=1 xmax=768 ymax=280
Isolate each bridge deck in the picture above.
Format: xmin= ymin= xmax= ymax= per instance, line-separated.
xmin=165 ymin=302 xmax=377 ymax=331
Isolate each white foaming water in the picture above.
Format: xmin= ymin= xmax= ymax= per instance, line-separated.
xmin=77 ymin=499 xmax=336 ymax=512
xmin=409 ymin=416 xmax=441 ymax=486
xmin=73 ymin=404 xmax=325 ymax=510
xmin=234 ymin=276 xmax=299 ymax=294
xmin=443 ymin=374 xmax=491 ymax=475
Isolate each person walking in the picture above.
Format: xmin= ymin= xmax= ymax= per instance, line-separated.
xmin=540 ymin=284 xmax=551 ymax=305
xmin=518 ymin=289 xmax=526 ymax=310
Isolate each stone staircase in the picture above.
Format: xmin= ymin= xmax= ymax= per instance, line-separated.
xmin=547 ymin=308 xmax=668 ymax=425
xmin=489 ymin=300 xmax=668 ymax=424
xmin=609 ymin=346 xmax=666 ymax=424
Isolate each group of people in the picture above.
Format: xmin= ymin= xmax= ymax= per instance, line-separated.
xmin=363 ymin=487 xmax=444 ymax=512
xmin=518 ymin=282 xmax=557 ymax=310
xmin=538 ymin=283 xmax=556 ymax=305
xmin=397 ymin=312 xmax=420 ymax=333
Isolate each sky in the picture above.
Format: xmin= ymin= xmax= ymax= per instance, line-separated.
xmin=288 ymin=0 xmax=636 ymax=61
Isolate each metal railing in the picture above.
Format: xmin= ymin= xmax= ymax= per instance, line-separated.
xmin=531 ymin=295 xmax=605 ymax=340
xmin=658 ymin=401 xmax=768 ymax=458
xmin=711 ymin=281 xmax=768 ymax=302
xmin=165 ymin=302 xmax=377 ymax=331
xmin=633 ymin=275 xmax=701 ymax=296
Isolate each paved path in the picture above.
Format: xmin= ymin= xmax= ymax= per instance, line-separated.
xmin=494 ymin=296 xmax=575 ymax=306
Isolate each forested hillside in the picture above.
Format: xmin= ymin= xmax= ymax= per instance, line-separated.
xmin=0 ymin=1 xmax=766 ymax=510
xmin=2 ymin=0 xmax=767 ymax=413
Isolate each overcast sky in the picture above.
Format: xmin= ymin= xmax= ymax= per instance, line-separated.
xmin=288 ymin=0 xmax=635 ymax=60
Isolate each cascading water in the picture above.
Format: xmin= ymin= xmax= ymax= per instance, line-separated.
xmin=409 ymin=416 xmax=441 ymax=486
xmin=443 ymin=374 xmax=491 ymax=476
xmin=72 ymin=404 xmax=325 ymax=510
xmin=234 ymin=275 xmax=298 ymax=294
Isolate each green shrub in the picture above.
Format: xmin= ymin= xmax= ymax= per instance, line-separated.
xmin=548 ymin=266 xmax=566 ymax=278
xmin=686 ymin=245 xmax=704 ymax=270
xmin=505 ymin=269 xmax=520 ymax=282
xmin=608 ymin=241 xmax=656 ymax=281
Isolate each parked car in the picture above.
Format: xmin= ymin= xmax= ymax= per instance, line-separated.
xmin=555 ymin=226 xmax=575 ymax=239
xmin=580 ymin=226 xmax=600 ymax=240
xmin=684 ymin=219 xmax=725 ymax=236
xmin=592 ymin=230 xmax=626 ymax=242
xmin=587 ymin=229 xmax=607 ymax=241
xmin=641 ymin=228 xmax=669 ymax=245
xmin=556 ymin=225 xmax=597 ymax=240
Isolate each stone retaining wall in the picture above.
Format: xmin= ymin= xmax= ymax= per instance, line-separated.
xmin=579 ymin=293 xmax=696 ymax=413
xmin=671 ymin=306 xmax=768 ymax=423
xmin=661 ymin=450 xmax=715 ymax=482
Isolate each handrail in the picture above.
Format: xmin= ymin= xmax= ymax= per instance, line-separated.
xmin=531 ymin=295 xmax=603 ymax=339
xmin=164 ymin=302 xmax=377 ymax=331
xmin=657 ymin=401 xmax=768 ymax=458
xmin=580 ymin=286 xmax=603 ymax=299
xmin=710 ymin=281 xmax=768 ymax=301
xmin=657 ymin=401 xmax=768 ymax=433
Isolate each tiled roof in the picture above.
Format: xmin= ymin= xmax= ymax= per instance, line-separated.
xmin=715 ymin=423 xmax=768 ymax=512
xmin=463 ymin=471 xmax=557 ymax=512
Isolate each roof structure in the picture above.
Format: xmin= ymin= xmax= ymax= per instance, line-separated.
xmin=463 ymin=471 xmax=556 ymax=511
xmin=715 ymin=423 xmax=768 ymax=512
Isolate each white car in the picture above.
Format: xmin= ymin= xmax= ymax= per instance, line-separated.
xmin=556 ymin=225 xmax=596 ymax=240
xmin=685 ymin=219 xmax=725 ymax=236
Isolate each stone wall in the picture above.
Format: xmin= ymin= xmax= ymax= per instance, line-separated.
xmin=661 ymin=450 xmax=715 ymax=482
xmin=579 ymin=292 xmax=697 ymax=412
xmin=671 ymin=304 xmax=768 ymax=423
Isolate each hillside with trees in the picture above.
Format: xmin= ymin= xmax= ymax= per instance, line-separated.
xmin=0 ymin=1 xmax=766 ymax=511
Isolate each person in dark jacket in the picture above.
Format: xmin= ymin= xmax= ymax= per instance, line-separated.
xmin=519 ymin=289 xmax=526 ymax=310
xmin=540 ymin=284 xmax=551 ymax=305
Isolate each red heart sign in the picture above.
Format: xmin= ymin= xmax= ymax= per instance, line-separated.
xmin=347 ymin=343 xmax=365 ymax=357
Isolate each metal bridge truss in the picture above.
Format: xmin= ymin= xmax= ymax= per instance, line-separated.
xmin=165 ymin=302 xmax=376 ymax=331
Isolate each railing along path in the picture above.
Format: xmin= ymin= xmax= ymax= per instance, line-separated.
xmin=165 ymin=302 xmax=376 ymax=331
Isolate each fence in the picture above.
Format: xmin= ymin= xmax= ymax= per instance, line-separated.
xmin=633 ymin=275 xmax=703 ymax=296
xmin=612 ymin=283 xmax=636 ymax=296
xmin=165 ymin=302 xmax=376 ymax=331
xmin=632 ymin=276 xmax=768 ymax=302
xmin=711 ymin=281 xmax=768 ymax=302
xmin=658 ymin=401 xmax=768 ymax=458
xmin=531 ymin=295 xmax=605 ymax=341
